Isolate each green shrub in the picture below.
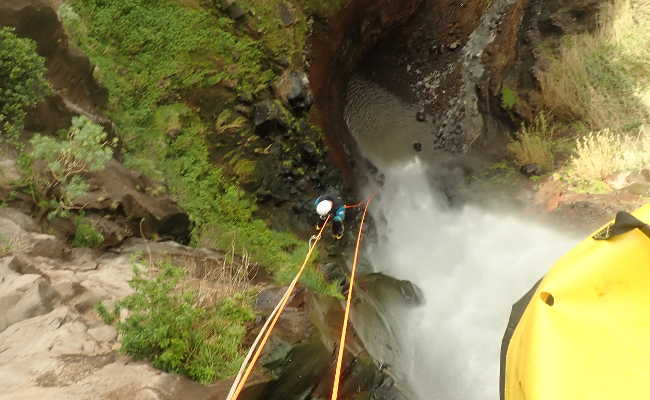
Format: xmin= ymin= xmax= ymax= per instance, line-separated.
xmin=0 ymin=27 xmax=50 ymax=140
xmin=104 ymin=263 xmax=256 ymax=383
xmin=63 ymin=0 xmax=274 ymax=156
xmin=95 ymin=301 xmax=119 ymax=325
xmin=29 ymin=116 xmax=113 ymax=212
xmin=507 ymin=112 xmax=555 ymax=170
xmin=72 ymin=216 xmax=104 ymax=248
xmin=501 ymin=86 xmax=518 ymax=110
xmin=62 ymin=1 xmax=338 ymax=296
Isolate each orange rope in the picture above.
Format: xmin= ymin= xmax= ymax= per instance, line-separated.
xmin=331 ymin=198 xmax=372 ymax=400
xmin=227 ymin=216 xmax=331 ymax=400
xmin=345 ymin=192 xmax=379 ymax=209
xmin=344 ymin=201 xmax=365 ymax=209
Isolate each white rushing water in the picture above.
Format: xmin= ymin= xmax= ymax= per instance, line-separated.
xmin=345 ymin=75 xmax=580 ymax=399
xmin=362 ymin=160 xmax=578 ymax=400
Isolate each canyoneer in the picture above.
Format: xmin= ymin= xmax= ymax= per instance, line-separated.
xmin=314 ymin=191 xmax=346 ymax=240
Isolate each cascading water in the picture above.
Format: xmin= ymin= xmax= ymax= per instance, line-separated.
xmin=345 ymin=75 xmax=580 ymax=399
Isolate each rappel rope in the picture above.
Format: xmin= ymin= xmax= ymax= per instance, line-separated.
xmin=226 ymin=215 xmax=331 ymax=400
xmin=228 ymin=195 xmax=374 ymax=400
xmin=330 ymin=197 xmax=372 ymax=400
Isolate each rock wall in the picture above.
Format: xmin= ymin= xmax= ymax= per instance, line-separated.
xmin=308 ymin=0 xmax=424 ymax=183
xmin=481 ymin=0 xmax=605 ymax=124
xmin=309 ymin=0 xmax=606 ymax=162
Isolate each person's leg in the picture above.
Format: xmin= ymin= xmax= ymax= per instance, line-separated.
xmin=315 ymin=215 xmax=326 ymax=230
xmin=332 ymin=219 xmax=344 ymax=239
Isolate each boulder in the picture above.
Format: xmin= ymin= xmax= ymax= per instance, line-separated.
xmin=253 ymin=100 xmax=291 ymax=134
xmin=22 ymin=234 xmax=67 ymax=259
xmin=0 ymin=216 xmax=28 ymax=248
xmin=0 ymin=158 xmax=20 ymax=190
xmin=0 ymin=305 xmax=217 ymax=399
xmin=274 ymin=70 xmax=313 ymax=111
xmin=225 ymin=0 xmax=247 ymax=20
xmin=0 ymin=257 xmax=60 ymax=332
xmin=620 ymin=182 xmax=650 ymax=196
xmin=78 ymin=160 xmax=191 ymax=244
xmin=86 ymin=214 xmax=132 ymax=248
xmin=0 ymin=208 xmax=39 ymax=233
xmin=520 ymin=163 xmax=543 ymax=177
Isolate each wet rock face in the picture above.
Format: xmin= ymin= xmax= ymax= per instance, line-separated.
xmin=424 ymin=0 xmax=605 ymax=154
xmin=253 ymin=100 xmax=290 ymax=134
xmin=308 ymin=0 xmax=424 ymax=182
xmin=475 ymin=0 xmax=605 ymax=139
xmin=329 ymin=0 xmax=605 ymax=159
xmin=274 ymin=70 xmax=313 ymax=111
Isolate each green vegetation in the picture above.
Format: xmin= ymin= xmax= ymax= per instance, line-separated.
xmin=97 ymin=262 xmax=256 ymax=383
xmin=0 ymin=235 xmax=14 ymax=256
xmin=538 ymin=0 xmax=650 ymax=132
xmin=28 ymin=116 xmax=114 ymax=217
xmin=72 ymin=216 xmax=104 ymax=248
xmin=517 ymin=0 xmax=650 ymax=194
xmin=0 ymin=27 xmax=50 ymax=140
xmin=61 ymin=0 xmax=273 ymax=157
xmin=160 ymin=107 xmax=335 ymax=294
xmin=551 ymin=127 xmax=650 ymax=193
xmin=472 ymin=160 xmax=520 ymax=187
xmin=60 ymin=0 xmax=338 ymax=295
xmin=500 ymin=86 xmax=518 ymax=110
xmin=54 ymin=2 xmax=345 ymax=382
xmin=507 ymin=113 xmax=555 ymax=171
xmin=235 ymin=0 xmax=309 ymax=65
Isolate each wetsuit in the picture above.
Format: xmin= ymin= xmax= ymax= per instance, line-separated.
xmin=314 ymin=191 xmax=345 ymax=237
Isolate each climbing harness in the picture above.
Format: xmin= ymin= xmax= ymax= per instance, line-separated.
xmin=330 ymin=197 xmax=372 ymax=400
xmin=226 ymin=216 xmax=330 ymax=400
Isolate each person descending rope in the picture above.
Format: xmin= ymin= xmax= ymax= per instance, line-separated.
xmin=314 ymin=191 xmax=345 ymax=239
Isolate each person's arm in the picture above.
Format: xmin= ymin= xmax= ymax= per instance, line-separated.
xmin=334 ymin=207 xmax=346 ymax=222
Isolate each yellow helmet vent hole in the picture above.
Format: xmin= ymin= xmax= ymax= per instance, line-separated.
xmin=540 ymin=292 xmax=555 ymax=306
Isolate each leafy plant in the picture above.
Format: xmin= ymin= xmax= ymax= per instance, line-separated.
xmin=95 ymin=301 xmax=119 ymax=325
xmin=61 ymin=0 xmax=338 ymax=296
xmin=501 ymin=86 xmax=518 ymax=110
xmin=0 ymin=27 xmax=50 ymax=140
xmin=29 ymin=116 xmax=114 ymax=211
xmin=72 ymin=216 xmax=104 ymax=248
xmin=101 ymin=262 xmax=256 ymax=383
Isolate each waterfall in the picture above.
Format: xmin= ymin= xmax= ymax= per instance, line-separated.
xmin=345 ymin=75 xmax=579 ymax=399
